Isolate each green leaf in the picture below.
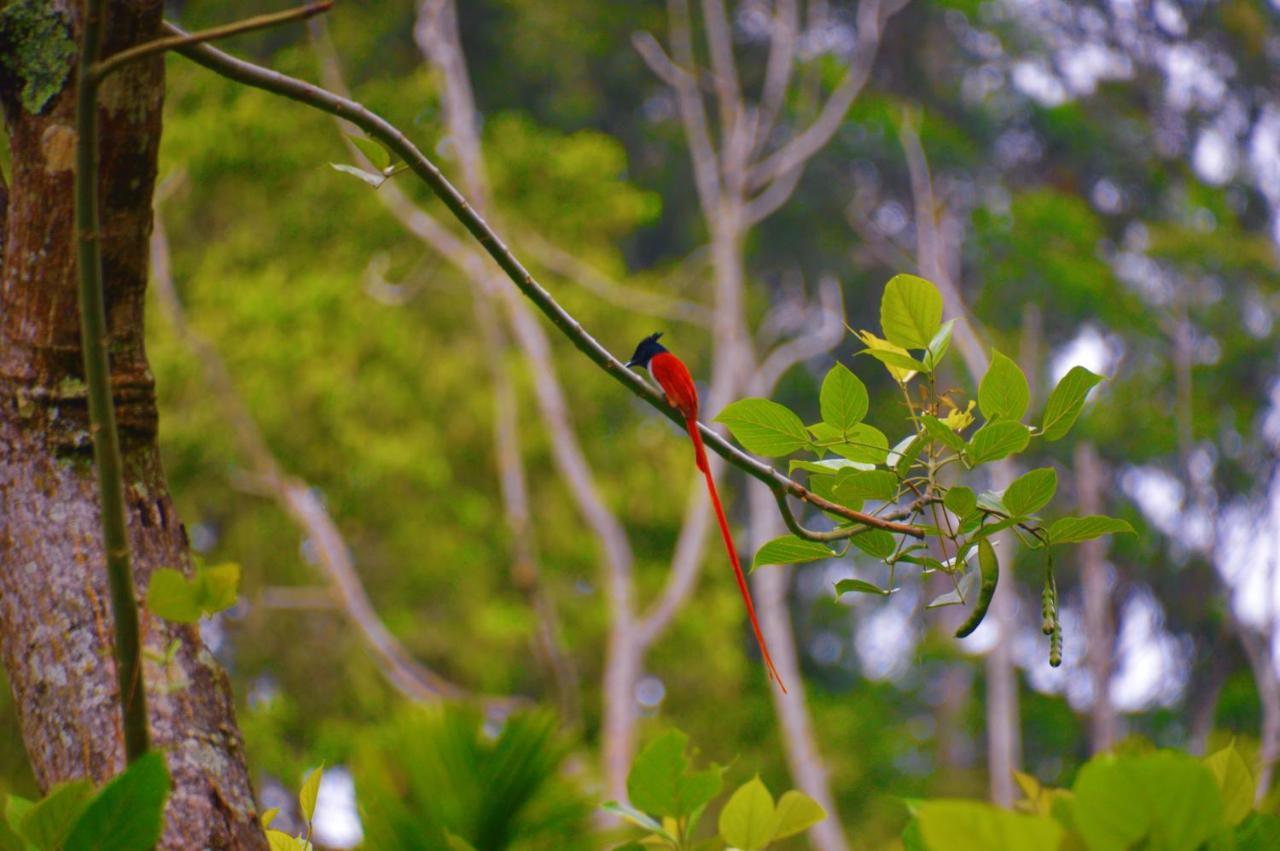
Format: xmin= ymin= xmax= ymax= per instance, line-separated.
xmin=625 ymin=731 xmax=722 ymax=821
xmin=600 ymin=801 xmax=665 ymax=834
xmin=943 ymin=486 xmax=977 ymax=519
xmin=347 ymin=134 xmax=393 ymax=170
xmin=966 ymin=420 xmax=1031 ymax=465
xmin=718 ymin=777 xmax=775 ymax=851
xmin=1204 ymin=743 xmax=1255 ymax=827
xmin=444 ymin=833 xmax=480 ymax=851
xmin=145 ymin=563 xmax=241 ymax=624
xmin=819 ymin=364 xmax=869 ymax=432
xmin=928 ymin=570 xmax=978 ymax=608
xmin=19 ymin=780 xmax=93 ymax=851
xmin=261 ymin=807 xmax=280 ymax=829
xmin=833 ymin=469 xmax=898 ymax=503
xmin=770 ymin=790 xmax=826 ymax=841
xmin=266 ymin=831 xmax=307 ymax=851
xmin=857 ymin=347 xmax=929 ymax=375
xmin=0 ymin=816 xmax=24 ymax=851
xmin=921 ymin=415 xmax=967 ymax=452
xmin=978 ymin=351 xmax=1030 ymax=422
xmin=328 ymin=162 xmax=385 ymax=188
xmin=752 ymin=536 xmax=836 ymax=572
xmin=1235 ymin=813 xmax=1280 ymax=850
xmin=850 ymin=529 xmax=896 ymax=560
xmin=64 ymin=752 xmax=170 ymax=851
xmin=880 ymin=274 xmax=943 ymax=349
xmin=4 ymin=799 xmax=31 ymax=837
xmin=835 ymin=578 xmax=891 ymax=597
xmin=1072 ymin=750 xmax=1225 ymax=851
xmin=299 ymin=765 xmax=323 ymax=824
xmin=1048 ymin=515 xmax=1135 ymax=545
xmin=916 ymin=800 xmax=1064 ymax=851
xmin=828 ymin=424 xmax=890 ymax=465
xmin=923 ymin=319 xmax=956 ymax=370
xmin=1003 ymin=468 xmax=1058 ymax=517
xmin=716 ymin=399 xmax=811 ymax=457
xmin=890 ymin=434 xmax=925 ymax=478
xmin=789 ymin=459 xmax=874 ymax=477
xmin=1040 ymin=366 xmax=1104 ymax=440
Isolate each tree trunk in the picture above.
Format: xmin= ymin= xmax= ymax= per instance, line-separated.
xmin=0 ymin=2 xmax=266 ymax=847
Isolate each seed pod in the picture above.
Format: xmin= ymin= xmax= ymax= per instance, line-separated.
xmin=1049 ymin=620 xmax=1063 ymax=668
xmin=1041 ymin=570 xmax=1055 ymax=635
xmin=955 ymin=537 xmax=999 ymax=639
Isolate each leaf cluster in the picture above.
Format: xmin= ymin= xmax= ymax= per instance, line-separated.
xmin=717 ymin=275 xmax=1133 ymax=664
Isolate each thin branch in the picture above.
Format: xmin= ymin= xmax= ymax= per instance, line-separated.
xmin=747 ymin=0 xmax=907 ymax=191
xmin=76 ymin=0 xmax=150 ymax=763
xmin=753 ymin=274 xmax=845 ymax=391
xmin=519 ymin=229 xmax=713 ymax=326
xmin=92 ymin=2 xmax=332 ymax=80
xmin=164 ymin=24 xmax=924 ymax=533
xmin=752 ymin=0 xmax=800 ymax=158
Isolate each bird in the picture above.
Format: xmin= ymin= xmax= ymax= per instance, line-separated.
xmin=625 ymin=332 xmax=786 ymax=693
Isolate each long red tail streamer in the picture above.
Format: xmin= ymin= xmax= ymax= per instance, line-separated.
xmin=686 ymin=416 xmax=788 ymax=693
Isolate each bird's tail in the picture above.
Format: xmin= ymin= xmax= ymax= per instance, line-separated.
xmin=686 ymin=417 xmax=787 ymax=693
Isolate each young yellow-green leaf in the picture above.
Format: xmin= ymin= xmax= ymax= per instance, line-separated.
xmin=967 ymin=420 xmax=1031 ymax=465
xmin=19 ymin=780 xmax=93 ymax=851
xmin=1048 ymin=515 xmax=1135 ymax=544
xmin=1003 ymin=468 xmax=1058 ymax=517
xmin=718 ymin=777 xmax=776 ymax=851
xmin=944 ymin=486 xmax=977 ymax=519
xmin=145 ymin=563 xmax=241 ymax=624
xmin=880 ymin=274 xmax=943 ymax=349
xmin=916 ymin=800 xmax=1064 ymax=851
xmin=347 ymin=134 xmax=393 ymax=170
xmin=835 ymin=578 xmax=891 ymax=597
xmin=853 ymin=330 xmax=919 ymax=383
xmin=261 ymin=807 xmax=281 ymax=829
xmin=1204 ymin=743 xmax=1255 ymax=826
xmin=923 ymin=319 xmax=956 ymax=370
xmin=978 ymin=351 xmax=1030 ymax=422
xmin=626 ymin=730 xmax=723 ymax=821
xmin=1041 ymin=366 xmax=1105 ymax=440
xmin=770 ymin=790 xmax=826 ymax=841
xmin=715 ymin=398 xmax=810 ymax=457
xmin=299 ymin=765 xmax=323 ymax=824
xmin=267 ymin=830 xmax=308 ymax=851
xmin=921 ymin=415 xmax=967 ymax=452
xmin=851 ymin=529 xmax=896 ymax=560
xmin=857 ymin=347 xmax=929 ymax=376
xmin=820 ymin=364 xmax=869 ymax=432
xmin=64 ymin=752 xmax=170 ymax=851
xmin=833 ymin=469 xmax=898 ymax=503
xmin=328 ymin=162 xmax=385 ymax=188
xmin=752 ymin=536 xmax=837 ymax=572
xmin=828 ymin=423 xmax=890 ymax=465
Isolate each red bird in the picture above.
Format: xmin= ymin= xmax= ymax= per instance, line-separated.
xmin=626 ymin=333 xmax=786 ymax=693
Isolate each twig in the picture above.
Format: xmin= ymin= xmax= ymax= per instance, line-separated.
xmin=92 ymin=2 xmax=332 ymax=80
xmin=162 ymin=25 xmax=925 ymax=535
xmin=75 ymin=0 xmax=149 ymax=764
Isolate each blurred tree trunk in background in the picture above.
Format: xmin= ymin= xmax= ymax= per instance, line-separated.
xmin=0 ymin=2 xmax=266 ymax=847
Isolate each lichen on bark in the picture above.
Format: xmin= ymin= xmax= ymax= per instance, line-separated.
xmin=0 ymin=0 xmax=77 ymax=114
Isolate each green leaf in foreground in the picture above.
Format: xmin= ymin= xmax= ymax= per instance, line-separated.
xmin=770 ymin=790 xmax=826 ymax=840
xmin=19 ymin=779 xmax=93 ymax=851
xmin=716 ymin=398 xmax=811 ymax=457
xmin=625 ymin=730 xmax=722 ymax=820
xmin=1203 ymin=743 xmax=1255 ymax=827
xmin=1048 ymin=515 xmax=1135 ymax=544
xmin=915 ymin=800 xmax=1064 ymax=851
xmin=1003 ymin=468 xmax=1058 ymax=517
xmin=64 ymin=752 xmax=170 ymax=851
xmin=880 ymin=274 xmax=943 ymax=349
xmin=924 ymin=319 xmax=955 ymax=370
xmin=1040 ymin=366 xmax=1104 ymax=440
xmin=966 ymin=420 xmax=1031 ymax=465
xmin=978 ymin=350 xmax=1030 ymax=422
xmin=752 ymin=536 xmax=836 ymax=571
xmin=819 ymin=363 xmax=869 ymax=432
xmin=299 ymin=765 xmax=323 ymax=824
xmin=718 ymin=777 xmax=775 ymax=851
xmin=347 ymin=133 xmax=393 ymax=170
xmin=850 ymin=529 xmax=896 ymax=560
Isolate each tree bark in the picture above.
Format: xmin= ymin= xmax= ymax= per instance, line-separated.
xmin=0 ymin=2 xmax=266 ymax=846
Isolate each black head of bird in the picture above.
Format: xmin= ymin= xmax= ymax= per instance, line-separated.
xmin=624 ymin=332 xmax=667 ymax=369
